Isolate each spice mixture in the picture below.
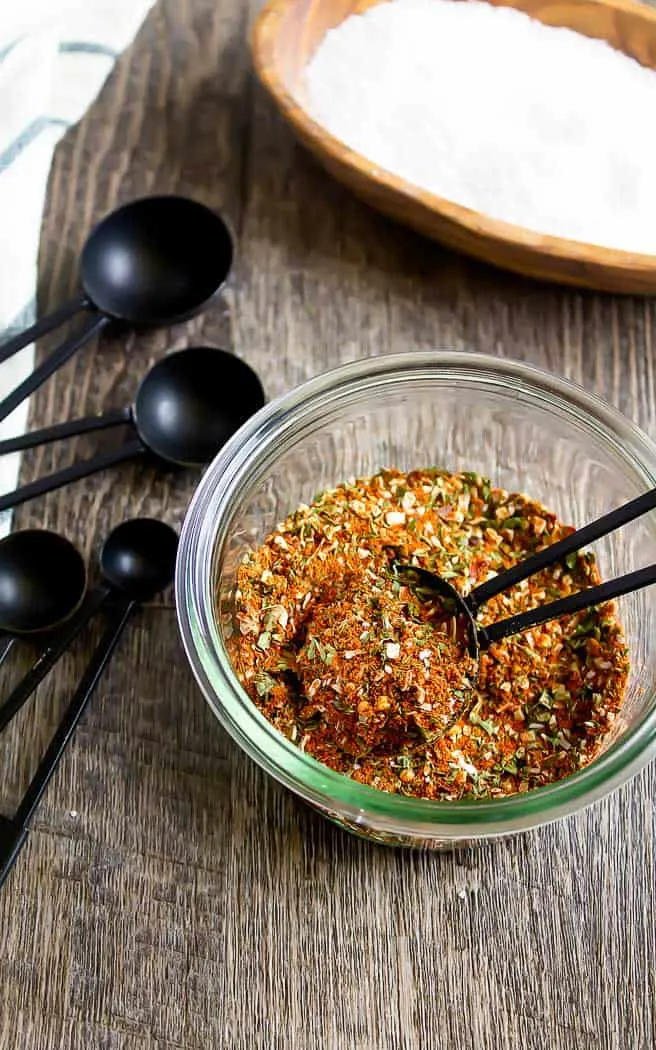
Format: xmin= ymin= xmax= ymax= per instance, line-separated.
xmin=305 ymin=0 xmax=656 ymax=254
xmin=227 ymin=469 xmax=629 ymax=800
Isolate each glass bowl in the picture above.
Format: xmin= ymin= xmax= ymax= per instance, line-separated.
xmin=175 ymin=351 xmax=656 ymax=848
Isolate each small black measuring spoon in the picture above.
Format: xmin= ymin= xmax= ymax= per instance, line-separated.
xmin=0 ymin=518 xmax=176 ymax=733
xmin=0 ymin=531 xmax=87 ymax=662
xmin=0 ymin=196 xmax=233 ymax=425
xmin=0 ymin=347 xmax=265 ymax=512
xmin=0 ymin=518 xmax=178 ymax=889
xmin=396 ymin=485 xmax=656 ymax=721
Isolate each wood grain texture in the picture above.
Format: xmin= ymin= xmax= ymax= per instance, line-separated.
xmin=252 ymin=0 xmax=656 ymax=293
xmin=0 ymin=0 xmax=656 ymax=1047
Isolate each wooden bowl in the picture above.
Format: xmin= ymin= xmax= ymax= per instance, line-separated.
xmin=252 ymin=0 xmax=656 ymax=294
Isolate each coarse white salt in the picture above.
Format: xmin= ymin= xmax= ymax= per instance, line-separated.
xmin=304 ymin=0 xmax=656 ymax=254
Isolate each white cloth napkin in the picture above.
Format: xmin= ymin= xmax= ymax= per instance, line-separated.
xmin=0 ymin=0 xmax=154 ymax=534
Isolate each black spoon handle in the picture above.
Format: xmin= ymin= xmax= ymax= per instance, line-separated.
xmin=0 ymin=635 xmax=14 ymax=665
xmin=470 ymin=486 xmax=656 ymax=610
xmin=0 ymin=407 xmax=131 ymax=456
xmin=0 ymin=814 xmax=28 ymax=890
xmin=0 ymin=600 xmax=134 ymax=889
xmin=0 ymin=295 xmax=88 ymax=364
xmin=0 ymin=438 xmax=146 ymax=513
xmin=0 ymin=587 xmax=109 ymax=734
xmin=0 ymin=312 xmax=110 ymax=426
xmin=482 ymin=562 xmax=656 ymax=646
xmin=14 ymin=600 xmax=135 ymax=828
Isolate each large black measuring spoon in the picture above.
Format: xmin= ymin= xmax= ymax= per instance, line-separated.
xmin=0 ymin=517 xmax=178 ymax=889
xmin=0 ymin=347 xmax=265 ymax=512
xmin=0 ymin=196 xmax=233 ymax=425
xmin=396 ymin=485 xmax=656 ymax=724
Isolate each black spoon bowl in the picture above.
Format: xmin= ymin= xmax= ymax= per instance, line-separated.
xmin=0 ymin=347 xmax=265 ymax=511
xmin=80 ymin=195 xmax=233 ymax=326
xmin=0 ymin=196 xmax=233 ymax=424
xmin=0 ymin=530 xmax=87 ymax=635
xmin=0 ymin=518 xmax=178 ymax=889
xmin=99 ymin=517 xmax=179 ymax=599
xmin=132 ymin=346 xmax=264 ymax=467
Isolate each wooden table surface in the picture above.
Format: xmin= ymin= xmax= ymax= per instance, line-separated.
xmin=1 ymin=1 xmax=655 ymax=1047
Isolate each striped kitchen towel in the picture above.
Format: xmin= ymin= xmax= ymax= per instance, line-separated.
xmin=0 ymin=0 xmax=154 ymax=535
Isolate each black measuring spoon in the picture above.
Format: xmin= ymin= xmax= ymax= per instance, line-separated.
xmin=0 ymin=518 xmax=176 ymax=734
xmin=0 ymin=196 xmax=233 ymax=425
xmin=396 ymin=484 xmax=656 ymax=721
xmin=0 ymin=517 xmax=178 ymax=889
xmin=398 ymin=556 xmax=656 ymax=724
xmin=0 ymin=530 xmax=87 ymax=661
xmin=0 ymin=347 xmax=265 ymax=512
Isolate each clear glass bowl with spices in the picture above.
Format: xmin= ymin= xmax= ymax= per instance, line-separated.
xmin=176 ymin=352 xmax=656 ymax=848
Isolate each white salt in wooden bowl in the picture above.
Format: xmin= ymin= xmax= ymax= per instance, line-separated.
xmin=252 ymin=0 xmax=656 ymax=294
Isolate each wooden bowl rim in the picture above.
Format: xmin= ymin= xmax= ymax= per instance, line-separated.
xmin=251 ymin=0 xmax=656 ymax=276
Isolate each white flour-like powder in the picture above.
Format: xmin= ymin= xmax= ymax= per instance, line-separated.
xmin=304 ymin=0 xmax=656 ymax=254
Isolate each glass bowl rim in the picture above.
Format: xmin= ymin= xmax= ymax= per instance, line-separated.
xmin=175 ymin=350 xmax=656 ymax=833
